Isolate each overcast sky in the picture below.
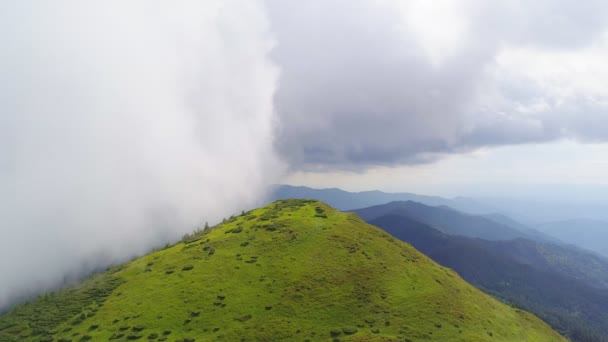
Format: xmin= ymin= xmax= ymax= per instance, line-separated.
xmin=271 ymin=0 xmax=608 ymax=197
xmin=2 ymin=0 xmax=608 ymax=309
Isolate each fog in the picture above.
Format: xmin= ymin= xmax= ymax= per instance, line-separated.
xmin=0 ymin=1 xmax=282 ymax=310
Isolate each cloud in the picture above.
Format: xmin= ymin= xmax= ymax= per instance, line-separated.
xmin=267 ymin=0 xmax=608 ymax=170
xmin=0 ymin=1 xmax=282 ymax=310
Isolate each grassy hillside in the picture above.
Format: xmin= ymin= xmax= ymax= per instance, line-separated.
xmin=0 ymin=200 xmax=564 ymax=341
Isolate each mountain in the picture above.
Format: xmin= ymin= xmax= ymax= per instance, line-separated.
xmin=366 ymin=213 xmax=608 ymax=341
xmin=482 ymin=213 xmax=560 ymax=244
xmin=356 ymin=202 xmax=608 ymax=289
xmin=354 ymin=201 xmax=535 ymax=241
xmin=270 ymin=184 xmax=498 ymax=214
xmin=0 ymin=200 xmax=564 ymax=341
xmin=478 ymin=196 xmax=608 ymax=224
xmin=537 ymin=218 xmax=608 ymax=258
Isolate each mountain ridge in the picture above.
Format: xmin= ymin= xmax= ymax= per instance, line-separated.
xmin=365 ymin=210 xmax=608 ymax=341
xmin=537 ymin=218 xmax=608 ymax=258
xmin=354 ymin=200 xmax=535 ymax=241
xmin=270 ymin=184 xmax=498 ymax=214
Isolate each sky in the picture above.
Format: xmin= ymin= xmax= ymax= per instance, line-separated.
xmin=2 ymin=0 xmax=608 ymax=309
xmin=271 ymin=0 xmax=608 ymax=198
xmin=282 ymin=140 xmax=608 ymax=198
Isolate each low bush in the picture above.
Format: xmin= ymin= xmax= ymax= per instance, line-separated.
xmin=342 ymin=327 xmax=358 ymax=335
xmin=234 ymin=314 xmax=252 ymax=322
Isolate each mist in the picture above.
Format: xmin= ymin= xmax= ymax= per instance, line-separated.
xmin=0 ymin=1 xmax=282 ymax=310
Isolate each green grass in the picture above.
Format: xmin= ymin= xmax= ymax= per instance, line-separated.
xmin=0 ymin=199 xmax=565 ymax=341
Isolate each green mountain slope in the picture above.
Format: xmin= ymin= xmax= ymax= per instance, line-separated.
xmin=0 ymin=200 xmax=565 ymax=342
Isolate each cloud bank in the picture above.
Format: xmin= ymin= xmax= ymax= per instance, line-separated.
xmin=268 ymin=0 xmax=608 ymax=169
xmin=0 ymin=1 xmax=282 ymax=310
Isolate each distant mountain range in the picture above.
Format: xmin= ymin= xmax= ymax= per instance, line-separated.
xmin=270 ymin=184 xmax=498 ymax=214
xmin=355 ymin=202 xmax=608 ymax=342
xmin=537 ymin=218 xmax=608 ymax=258
xmin=353 ymin=200 xmax=552 ymax=242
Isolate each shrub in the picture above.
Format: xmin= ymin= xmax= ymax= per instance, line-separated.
xmin=147 ymin=333 xmax=158 ymax=340
xmin=225 ymin=226 xmax=243 ymax=234
xmin=342 ymin=327 xmax=358 ymax=335
xmin=182 ymin=265 xmax=194 ymax=271
xmin=234 ymin=314 xmax=252 ymax=322
xmin=71 ymin=313 xmax=86 ymax=325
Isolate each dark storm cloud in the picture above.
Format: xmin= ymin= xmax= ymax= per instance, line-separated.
xmin=267 ymin=0 xmax=608 ymax=170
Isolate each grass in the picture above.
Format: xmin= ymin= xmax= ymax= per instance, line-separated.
xmin=0 ymin=199 xmax=565 ymax=341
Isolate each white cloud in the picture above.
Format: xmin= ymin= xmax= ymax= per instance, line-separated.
xmin=0 ymin=0 xmax=283 ymax=310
